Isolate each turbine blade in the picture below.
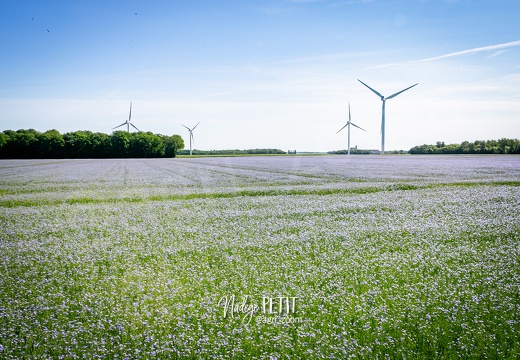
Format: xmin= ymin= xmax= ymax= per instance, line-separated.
xmin=386 ymin=83 xmax=418 ymax=100
xmin=130 ymin=123 xmax=140 ymax=131
xmin=192 ymin=122 xmax=200 ymax=131
xmin=358 ymin=79 xmax=384 ymax=98
xmin=112 ymin=122 xmax=127 ymax=129
xmin=350 ymin=122 xmax=367 ymax=132
xmin=129 ymin=102 xmax=132 ymax=121
xmin=336 ymin=123 xmax=348 ymax=134
xmin=348 ymin=102 xmax=351 ymax=122
xmin=181 ymin=124 xmax=190 ymax=130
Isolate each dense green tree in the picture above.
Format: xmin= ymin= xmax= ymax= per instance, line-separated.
xmin=110 ymin=131 xmax=132 ymax=158
xmin=63 ymin=131 xmax=94 ymax=158
xmin=0 ymin=129 xmax=184 ymax=158
xmin=171 ymin=135 xmax=184 ymax=156
xmin=410 ymin=139 xmax=520 ymax=155
xmin=6 ymin=129 xmax=40 ymax=158
xmin=38 ymin=129 xmax=65 ymax=158
xmin=161 ymin=134 xmax=184 ymax=158
xmin=90 ymin=132 xmax=111 ymax=158
xmin=129 ymin=132 xmax=165 ymax=158
xmin=0 ymin=133 xmax=7 ymax=149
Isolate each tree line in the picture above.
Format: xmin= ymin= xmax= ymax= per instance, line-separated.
xmin=177 ymin=148 xmax=286 ymax=156
xmin=0 ymin=129 xmax=184 ymax=159
xmin=329 ymin=149 xmax=408 ymax=155
xmin=409 ymin=139 xmax=520 ymax=155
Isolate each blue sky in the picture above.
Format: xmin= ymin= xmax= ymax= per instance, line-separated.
xmin=1 ymin=0 xmax=519 ymax=152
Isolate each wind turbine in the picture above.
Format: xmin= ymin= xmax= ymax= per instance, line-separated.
xmin=112 ymin=102 xmax=140 ymax=132
xmin=182 ymin=122 xmax=200 ymax=155
xmin=358 ymin=79 xmax=418 ymax=154
xmin=336 ymin=102 xmax=366 ymax=155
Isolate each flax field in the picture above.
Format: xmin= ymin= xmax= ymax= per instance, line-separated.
xmin=0 ymin=155 xmax=519 ymax=359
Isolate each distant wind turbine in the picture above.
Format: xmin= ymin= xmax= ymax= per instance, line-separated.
xmin=112 ymin=102 xmax=140 ymax=132
xmin=182 ymin=122 xmax=200 ymax=155
xmin=336 ymin=102 xmax=366 ymax=155
xmin=358 ymin=79 xmax=418 ymax=154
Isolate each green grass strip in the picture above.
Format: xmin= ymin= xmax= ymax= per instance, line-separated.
xmin=1 ymin=181 xmax=518 ymax=208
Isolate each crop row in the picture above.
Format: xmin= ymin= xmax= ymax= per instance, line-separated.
xmin=0 ymin=155 xmax=519 ymax=358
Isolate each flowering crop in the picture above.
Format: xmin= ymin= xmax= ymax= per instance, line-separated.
xmin=0 ymin=155 xmax=519 ymax=358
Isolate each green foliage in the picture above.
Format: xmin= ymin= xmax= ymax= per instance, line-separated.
xmin=129 ymin=132 xmax=164 ymax=157
xmin=38 ymin=129 xmax=65 ymax=158
xmin=0 ymin=129 xmax=184 ymax=158
xmin=410 ymin=138 xmax=520 ymax=154
xmin=177 ymin=148 xmax=286 ymax=155
xmin=329 ymin=149 xmax=408 ymax=154
xmin=0 ymin=132 xmax=7 ymax=148
xmin=163 ymin=134 xmax=184 ymax=158
xmin=3 ymin=129 xmax=40 ymax=158
xmin=64 ymin=130 xmax=100 ymax=158
xmin=110 ymin=131 xmax=132 ymax=158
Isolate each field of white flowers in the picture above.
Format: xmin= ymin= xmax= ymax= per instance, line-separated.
xmin=1 ymin=155 xmax=519 ymax=359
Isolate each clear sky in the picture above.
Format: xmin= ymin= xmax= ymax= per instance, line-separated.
xmin=1 ymin=0 xmax=519 ymax=152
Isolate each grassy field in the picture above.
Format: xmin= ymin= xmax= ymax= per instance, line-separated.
xmin=1 ymin=155 xmax=519 ymax=359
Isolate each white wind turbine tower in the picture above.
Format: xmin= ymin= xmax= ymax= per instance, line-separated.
xmin=182 ymin=122 xmax=200 ymax=155
xmin=112 ymin=102 xmax=140 ymax=132
xmin=336 ymin=102 xmax=366 ymax=155
xmin=358 ymin=79 xmax=418 ymax=154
